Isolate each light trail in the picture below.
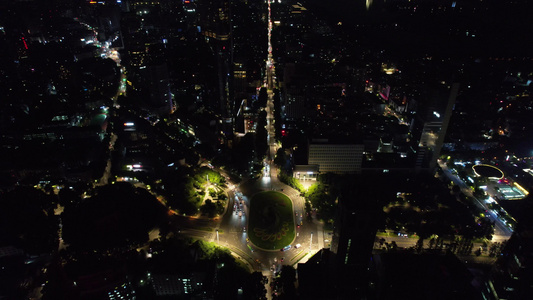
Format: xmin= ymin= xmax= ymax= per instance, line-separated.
xmin=265 ymin=0 xmax=275 ymax=89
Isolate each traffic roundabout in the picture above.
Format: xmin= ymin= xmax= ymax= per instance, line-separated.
xmin=248 ymin=191 xmax=295 ymax=251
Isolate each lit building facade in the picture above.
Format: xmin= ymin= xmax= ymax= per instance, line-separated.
xmin=308 ymin=140 xmax=364 ymax=174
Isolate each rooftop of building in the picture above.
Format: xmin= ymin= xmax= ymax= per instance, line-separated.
xmin=373 ymin=251 xmax=482 ymax=300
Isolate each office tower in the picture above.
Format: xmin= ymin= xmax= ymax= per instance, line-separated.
xmin=196 ymin=0 xmax=234 ymax=139
xmin=330 ymin=173 xmax=385 ymax=298
xmin=297 ymin=249 xmax=337 ymax=300
xmin=139 ymin=63 xmax=173 ymax=115
xmin=413 ymin=82 xmax=459 ymax=170
xmin=488 ymin=201 xmax=533 ymax=300
xmin=373 ymin=252 xmax=482 ymax=300
xmin=233 ymin=61 xmax=247 ymax=101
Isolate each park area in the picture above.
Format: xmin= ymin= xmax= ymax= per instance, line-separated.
xmin=248 ymin=191 xmax=295 ymax=250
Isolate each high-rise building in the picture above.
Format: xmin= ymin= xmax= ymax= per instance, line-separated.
xmin=297 ymin=173 xmax=385 ymax=299
xmin=330 ymin=173 xmax=385 ymax=298
xmin=412 ymin=83 xmax=459 ymax=170
xmin=488 ymin=202 xmax=533 ymax=300
xmin=196 ymin=0 xmax=234 ymax=139
xmin=138 ymin=63 xmax=173 ymax=115
xmin=233 ymin=61 xmax=247 ymax=100
xmin=297 ymin=249 xmax=337 ymax=300
xmin=372 ymin=252 xmax=482 ymax=300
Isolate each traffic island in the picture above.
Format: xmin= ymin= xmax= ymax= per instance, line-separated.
xmin=248 ymin=191 xmax=295 ymax=251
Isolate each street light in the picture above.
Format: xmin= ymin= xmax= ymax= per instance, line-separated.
xmin=310 ymin=232 xmax=313 ymax=251
xmin=216 ymin=229 xmax=219 ymax=244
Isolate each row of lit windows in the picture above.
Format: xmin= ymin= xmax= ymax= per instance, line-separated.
xmin=310 ymin=155 xmax=359 ymax=160
xmin=318 ymin=163 xmax=360 ymax=168
xmin=310 ymin=147 xmax=361 ymax=151
xmin=310 ymin=146 xmax=363 ymax=150
xmin=310 ymin=154 xmax=363 ymax=158
xmin=132 ymin=2 xmax=160 ymax=6
xmin=320 ymin=167 xmax=359 ymax=173
xmin=310 ymin=151 xmax=361 ymax=155
xmin=314 ymin=162 xmax=361 ymax=166
xmin=316 ymin=158 xmax=360 ymax=163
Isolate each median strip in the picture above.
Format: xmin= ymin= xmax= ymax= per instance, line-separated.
xmin=290 ymin=250 xmax=307 ymax=266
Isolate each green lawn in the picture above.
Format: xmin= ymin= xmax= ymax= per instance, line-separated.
xmin=248 ymin=191 xmax=295 ymax=250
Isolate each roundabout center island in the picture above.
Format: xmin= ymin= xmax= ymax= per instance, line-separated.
xmin=248 ymin=191 xmax=295 ymax=251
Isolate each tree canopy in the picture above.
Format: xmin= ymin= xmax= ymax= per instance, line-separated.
xmin=62 ymin=182 xmax=168 ymax=251
xmin=0 ymin=187 xmax=58 ymax=254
